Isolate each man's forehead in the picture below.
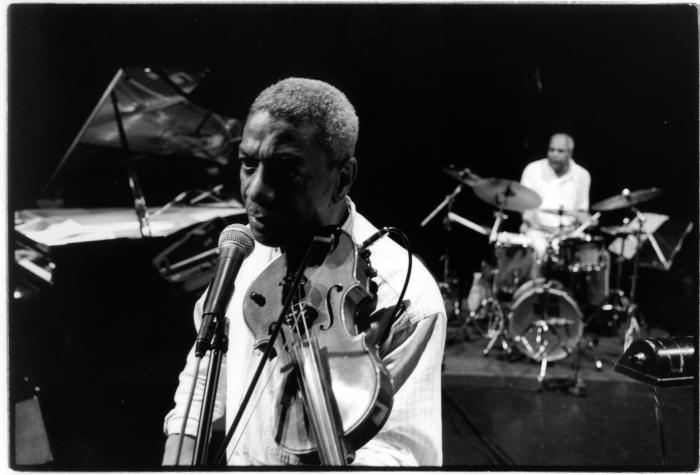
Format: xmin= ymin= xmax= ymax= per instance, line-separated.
xmin=242 ymin=110 xmax=317 ymax=145
xmin=549 ymin=135 xmax=570 ymax=148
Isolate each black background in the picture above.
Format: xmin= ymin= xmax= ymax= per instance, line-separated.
xmin=9 ymin=3 xmax=698 ymax=326
xmin=6 ymin=4 xmax=699 ymax=467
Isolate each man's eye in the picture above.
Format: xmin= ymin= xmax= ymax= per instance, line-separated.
xmin=239 ymin=156 xmax=257 ymax=170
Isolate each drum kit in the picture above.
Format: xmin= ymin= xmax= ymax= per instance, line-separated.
xmin=423 ymin=166 xmax=668 ymax=388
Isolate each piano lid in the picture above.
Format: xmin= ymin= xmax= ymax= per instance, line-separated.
xmin=15 ymin=204 xmax=246 ymax=247
xmin=42 ymin=67 xmax=241 ymax=200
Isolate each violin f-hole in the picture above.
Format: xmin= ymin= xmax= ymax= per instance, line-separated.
xmin=322 ymin=284 xmax=344 ymax=330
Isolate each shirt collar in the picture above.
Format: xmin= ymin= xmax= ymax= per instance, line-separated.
xmin=547 ymin=158 xmax=576 ymax=180
xmin=339 ymin=196 xmax=356 ymax=235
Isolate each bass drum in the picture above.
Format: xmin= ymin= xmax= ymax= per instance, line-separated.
xmin=509 ymin=279 xmax=583 ymax=362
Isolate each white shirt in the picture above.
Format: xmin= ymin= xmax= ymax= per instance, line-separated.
xmin=520 ymin=158 xmax=591 ymax=231
xmin=163 ymin=198 xmax=446 ymax=466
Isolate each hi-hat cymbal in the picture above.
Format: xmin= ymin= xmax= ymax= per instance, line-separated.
xmin=601 ymin=224 xmax=637 ymax=236
xmin=592 ymin=187 xmax=664 ymax=212
xmin=539 ymin=208 xmax=593 ymax=222
xmin=472 ymin=178 xmax=542 ymax=212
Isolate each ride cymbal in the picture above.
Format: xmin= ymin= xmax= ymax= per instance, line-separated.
xmin=592 ymin=187 xmax=663 ymax=212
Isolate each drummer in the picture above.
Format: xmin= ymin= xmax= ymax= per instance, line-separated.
xmin=520 ymin=133 xmax=591 ymax=257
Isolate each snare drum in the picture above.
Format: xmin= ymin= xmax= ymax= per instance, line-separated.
xmin=509 ymin=279 xmax=583 ymax=362
xmin=494 ymin=232 xmax=536 ymax=296
xmin=559 ymin=235 xmax=609 ymax=273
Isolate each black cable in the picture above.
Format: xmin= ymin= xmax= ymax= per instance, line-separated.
xmin=384 ymin=228 xmax=412 ymax=336
xmin=443 ymin=389 xmax=516 ymax=466
xmin=360 ymin=227 xmax=413 ymax=346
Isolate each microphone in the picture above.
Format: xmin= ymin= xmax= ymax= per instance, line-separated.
xmin=195 ymin=224 xmax=255 ymax=357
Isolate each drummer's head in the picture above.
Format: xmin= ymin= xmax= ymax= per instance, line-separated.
xmin=238 ymin=77 xmax=359 ymax=247
xmin=547 ymin=133 xmax=574 ymax=176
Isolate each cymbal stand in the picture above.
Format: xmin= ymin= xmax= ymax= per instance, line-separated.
xmin=488 ymin=208 xmax=507 ymax=244
xmin=420 ymin=183 xmax=463 ymax=281
xmin=479 ymin=288 xmax=510 ymax=356
xmin=622 ymin=205 xmax=667 ymax=347
xmin=478 ymin=208 xmax=512 ymax=356
xmin=421 ymin=184 xmax=463 ymax=322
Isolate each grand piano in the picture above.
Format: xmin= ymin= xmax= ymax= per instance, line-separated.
xmin=11 ymin=67 xmax=247 ymax=466
xmin=14 ymin=66 xmax=247 ymax=294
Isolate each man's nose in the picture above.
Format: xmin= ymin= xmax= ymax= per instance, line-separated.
xmin=245 ymin=167 xmax=275 ymax=204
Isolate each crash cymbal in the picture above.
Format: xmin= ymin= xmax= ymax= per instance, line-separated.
xmin=539 ymin=208 xmax=593 ymax=222
xmin=472 ymin=178 xmax=542 ymax=212
xmin=592 ymin=187 xmax=664 ymax=212
xmin=442 ymin=166 xmax=482 ymax=186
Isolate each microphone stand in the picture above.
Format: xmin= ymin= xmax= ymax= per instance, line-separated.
xmin=209 ymin=234 xmax=330 ymax=466
xmin=193 ymin=318 xmax=229 ymax=464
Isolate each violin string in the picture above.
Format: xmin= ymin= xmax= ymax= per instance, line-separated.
xmin=227 ymin=355 xmax=281 ymax=462
xmin=289 ymin=261 xmax=325 ymax=352
xmin=225 ymin=244 xmax=333 ymax=462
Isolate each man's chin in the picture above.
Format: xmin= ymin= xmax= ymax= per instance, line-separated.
xmin=248 ymin=220 xmax=286 ymax=248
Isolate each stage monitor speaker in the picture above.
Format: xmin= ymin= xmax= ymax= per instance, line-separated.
xmin=615 ymin=336 xmax=696 ymax=387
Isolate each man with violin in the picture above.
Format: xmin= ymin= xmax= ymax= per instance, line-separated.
xmin=162 ymin=78 xmax=446 ymax=466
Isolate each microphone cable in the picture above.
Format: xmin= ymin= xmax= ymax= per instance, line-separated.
xmin=360 ymin=227 xmax=413 ymax=347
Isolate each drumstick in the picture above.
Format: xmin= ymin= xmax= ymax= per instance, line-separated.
xmin=571 ymin=212 xmax=601 ymax=236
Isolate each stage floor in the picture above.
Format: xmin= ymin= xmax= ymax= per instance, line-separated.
xmin=13 ymin=324 xmax=698 ymax=469
xmin=441 ymin=328 xmax=697 ymax=469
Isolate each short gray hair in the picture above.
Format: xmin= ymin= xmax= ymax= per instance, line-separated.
xmin=248 ymin=77 xmax=359 ymax=165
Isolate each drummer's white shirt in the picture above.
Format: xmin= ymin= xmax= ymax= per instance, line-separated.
xmin=520 ymin=158 xmax=591 ymax=255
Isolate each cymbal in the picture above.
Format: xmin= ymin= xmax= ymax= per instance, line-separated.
xmin=592 ymin=187 xmax=664 ymax=212
xmin=601 ymin=224 xmax=639 ymax=236
xmin=539 ymin=208 xmax=593 ymax=222
xmin=472 ymin=178 xmax=542 ymax=212
xmin=442 ymin=167 xmax=481 ymax=186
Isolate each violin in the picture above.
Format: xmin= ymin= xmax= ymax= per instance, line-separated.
xmin=242 ymin=229 xmax=394 ymax=465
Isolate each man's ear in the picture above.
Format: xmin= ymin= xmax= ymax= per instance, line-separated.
xmin=333 ymin=156 xmax=358 ymax=203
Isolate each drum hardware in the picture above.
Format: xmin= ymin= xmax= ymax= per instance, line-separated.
xmin=476 ymin=229 xmax=538 ymax=357
xmin=595 ymin=196 xmax=665 ymax=343
xmin=540 ymin=207 xmax=594 ymax=222
xmin=477 ymin=294 xmax=512 ymax=357
xmin=463 ymin=264 xmax=511 ymax=355
xmin=420 ymin=180 xmax=466 ymax=330
xmin=447 ymin=212 xmax=490 ymax=236
xmin=442 ymin=167 xmax=543 ymax=213
xmin=508 ymin=279 xmax=599 ymax=390
xmin=439 ymin=168 xmax=545 ymax=356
